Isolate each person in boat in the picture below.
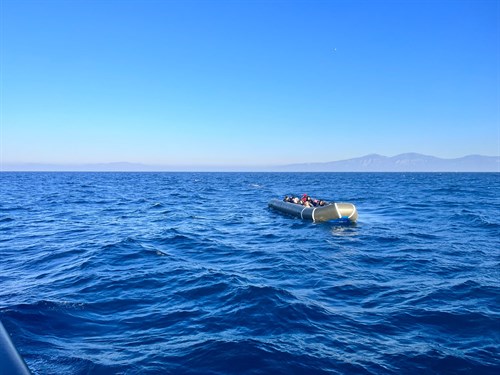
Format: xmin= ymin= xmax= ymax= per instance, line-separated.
xmin=284 ymin=194 xmax=327 ymax=207
xmin=301 ymin=194 xmax=314 ymax=207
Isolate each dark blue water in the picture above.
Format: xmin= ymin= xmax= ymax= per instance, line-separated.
xmin=1 ymin=172 xmax=499 ymax=374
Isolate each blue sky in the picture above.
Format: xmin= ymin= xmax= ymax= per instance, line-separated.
xmin=1 ymin=0 xmax=499 ymax=167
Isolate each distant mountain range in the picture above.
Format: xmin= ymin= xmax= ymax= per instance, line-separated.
xmin=2 ymin=153 xmax=499 ymax=172
xmin=278 ymin=153 xmax=500 ymax=172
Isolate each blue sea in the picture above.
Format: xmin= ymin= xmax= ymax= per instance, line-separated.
xmin=1 ymin=172 xmax=499 ymax=374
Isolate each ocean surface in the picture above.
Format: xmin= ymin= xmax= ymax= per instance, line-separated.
xmin=1 ymin=172 xmax=499 ymax=374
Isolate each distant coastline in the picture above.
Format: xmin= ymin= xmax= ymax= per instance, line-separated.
xmin=2 ymin=153 xmax=499 ymax=172
xmin=276 ymin=153 xmax=500 ymax=172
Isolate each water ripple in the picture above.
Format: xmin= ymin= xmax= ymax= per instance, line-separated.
xmin=1 ymin=172 xmax=499 ymax=374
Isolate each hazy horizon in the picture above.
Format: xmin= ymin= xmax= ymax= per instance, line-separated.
xmin=2 ymin=153 xmax=498 ymax=172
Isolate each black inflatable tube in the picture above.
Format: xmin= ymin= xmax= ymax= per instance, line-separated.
xmin=0 ymin=321 xmax=31 ymax=375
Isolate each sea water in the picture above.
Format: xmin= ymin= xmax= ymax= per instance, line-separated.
xmin=1 ymin=172 xmax=499 ymax=374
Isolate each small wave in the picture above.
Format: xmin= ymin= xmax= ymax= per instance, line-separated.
xmin=169 ymin=338 xmax=353 ymax=374
xmin=406 ymin=280 xmax=499 ymax=308
xmin=150 ymin=202 xmax=165 ymax=209
xmin=388 ymin=350 xmax=493 ymax=374
xmin=2 ymin=300 xmax=85 ymax=313
xmin=101 ymin=237 xmax=141 ymax=251
xmin=99 ymin=237 xmax=177 ymax=264
xmin=407 ymin=231 xmax=440 ymax=240
xmin=451 ymin=209 xmax=500 ymax=228
xmin=155 ymin=249 xmax=169 ymax=256
xmin=387 ymin=309 xmax=497 ymax=337
xmin=174 ymin=270 xmax=245 ymax=300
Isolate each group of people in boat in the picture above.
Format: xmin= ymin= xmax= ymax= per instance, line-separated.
xmin=283 ymin=194 xmax=327 ymax=208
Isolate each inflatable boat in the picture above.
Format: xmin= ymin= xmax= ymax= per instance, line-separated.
xmin=0 ymin=321 xmax=31 ymax=375
xmin=268 ymin=199 xmax=358 ymax=223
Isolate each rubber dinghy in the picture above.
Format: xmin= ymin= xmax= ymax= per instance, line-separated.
xmin=268 ymin=199 xmax=358 ymax=223
xmin=0 ymin=321 xmax=31 ymax=375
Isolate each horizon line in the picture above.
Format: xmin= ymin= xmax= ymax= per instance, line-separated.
xmin=1 ymin=153 xmax=499 ymax=172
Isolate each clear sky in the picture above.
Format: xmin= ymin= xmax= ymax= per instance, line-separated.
xmin=1 ymin=0 xmax=499 ymax=167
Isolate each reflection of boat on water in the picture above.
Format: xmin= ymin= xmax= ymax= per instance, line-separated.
xmin=268 ymin=199 xmax=358 ymax=223
xmin=0 ymin=321 xmax=31 ymax=375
